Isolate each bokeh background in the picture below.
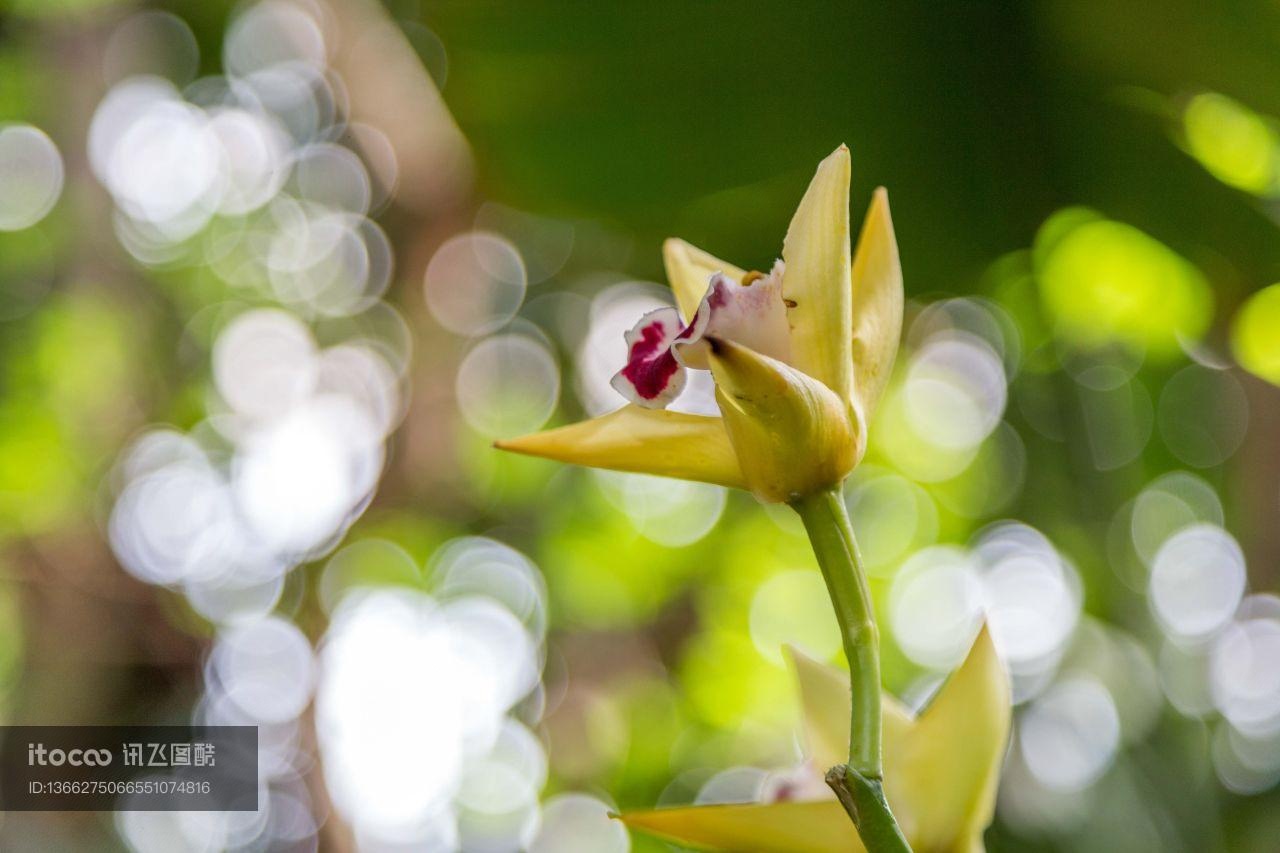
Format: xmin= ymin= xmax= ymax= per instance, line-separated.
xmin=1 ymin=0 xmax=1279 ymax=850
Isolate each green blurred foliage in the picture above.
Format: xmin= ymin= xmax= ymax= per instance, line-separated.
xmin=0 ymin=291 xmax=141 ymax=537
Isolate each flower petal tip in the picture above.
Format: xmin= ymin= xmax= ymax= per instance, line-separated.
xmin=492 ymin=435 xmax=550 ymax=456
xmin=848 ymin=185 xmax=903 ymax=424
xmin=826 ymin=143 xmax=851 ymax=169
xmin=661 ymin=236 xmax=688 ymax=255
xmin=492 ymin=405 xmax=747 ymax=489
xmin=781 ymin=144 xmax=854 ymax=400
xmin=971 ymin=619 xmax=998 ymax=656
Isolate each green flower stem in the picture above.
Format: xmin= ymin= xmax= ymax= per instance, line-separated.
xmin=792 ymin=489 xmax=911 ymax=853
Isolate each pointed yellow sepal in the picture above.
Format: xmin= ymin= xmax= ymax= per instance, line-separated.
xmin=494 ymin=404 xmax=746 ymax=489
xmin=621 ymin=626 xmax=1010 ymax=853
xmin=621 ymin=800 xmax=858 ymax=853
xmin=850 ymin=187 xmax=903 ymax=428
xmin=782 ymin=145 xmax=854 ymax=401
xmin=892 ymin=624 xmax=1009 ymax=851
xmin=708 ymin=338 xmax=858 ymax=502
xmin=664 ymin=238 xmax=747 ymax=323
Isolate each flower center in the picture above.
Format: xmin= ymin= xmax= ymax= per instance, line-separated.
xmin=610 ymin=261 xmax=791 ymax=409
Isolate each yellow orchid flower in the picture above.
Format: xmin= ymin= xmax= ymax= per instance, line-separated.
xmin=496 ymin=144 xmax=902 ymax=504
xmin=619 ymin=625 xmax=1011 ymax=853
xmin=498 ymin=147 xmax=920 ymax=849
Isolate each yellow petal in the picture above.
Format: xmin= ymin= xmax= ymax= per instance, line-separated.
xmin=708 ymin=339 xmax=858 ymax=502
xmin=850 ymin=188 xmax=904 ymax=428
xmin=620 ymin=800 xmax=860 ymax=853
xmin=786 ymin=630 xmax=1008 ymax=852
xmin=494 ymin=404 xmax=746 ymax=489
xmin=782 ymin=145 xmax=853 ymax=400
xmin=623 ymin=632 xmax=1009 ymax=853
xmin=785 ymin=646 xmax=914 ymax=774
xmin=894 ymin=624 xmax=1010 ymax=851
xmin=663 ymin=238 xmax=746 ymax=323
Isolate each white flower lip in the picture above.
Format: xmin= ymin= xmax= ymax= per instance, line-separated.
xmin=611 ymin=262 xmax=790 ymax=409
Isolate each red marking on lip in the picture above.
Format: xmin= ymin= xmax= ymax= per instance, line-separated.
xmin=706 ymin=278 xmax=729 ymax=308
xmin=620 ymin=319 xmax=682 ymax=400
xmin=675 ymin=303 xmax=705 ymax=341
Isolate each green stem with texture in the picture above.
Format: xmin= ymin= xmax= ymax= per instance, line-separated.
xmin=791 ymin=489 xmax=912 ymax=853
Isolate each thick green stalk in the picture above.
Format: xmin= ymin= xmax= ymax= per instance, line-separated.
xmin=792 ymin=489 xmax=911 ymax=853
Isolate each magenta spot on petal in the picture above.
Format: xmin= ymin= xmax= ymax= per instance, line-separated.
xmin=706 ymin=278 xmax=729 ymax=308
xmin=770 ymin=781 xmax=797 ymax=803
xmin=628 ymin=318 xmax=669 ymax=358
xmin=621 ymin=351 xmax=680 ymax=400
xmin=621 ymin=320 xmax=682 ymax=400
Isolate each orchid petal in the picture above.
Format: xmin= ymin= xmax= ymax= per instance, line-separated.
xmin=494 ymin=404 xmax=745 ymax=489
xmin=618 ymin=579 xmax=1008 ymax=853
xmin=675 ymin=263 xmax=791 ymax=370
xmin=620 ymin=800 xmax=859 ymax=853
xmin=850 ymin=188 xmax=904 ymax=426
xmin=610 ymin=307 xmax=687 ymax=408
xmin=663 ymin=238 xmax=746 ymax=323
xmin=612 ymin=269 xmax=792 ymax=411
xmin=896 ymin=624 xmax=1010 ymax=852
xmin=782 ymin=145 xmax=853 ymax=400
xmin=708 ymin=339 xmax=858 ymax=502
xmin=779 ymin=629 xmax=1009 ymax=852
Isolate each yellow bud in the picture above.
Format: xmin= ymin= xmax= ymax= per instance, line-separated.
xmin=708 ymin=338 xmax=860 ymax=502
